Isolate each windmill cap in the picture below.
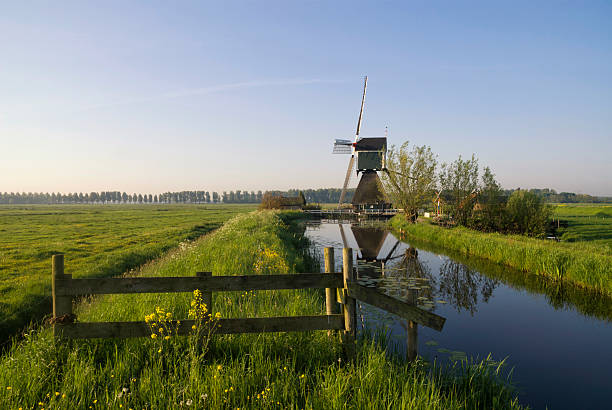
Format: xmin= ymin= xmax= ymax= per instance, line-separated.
xmin=354 ymin=137 xmax=387 ymax=151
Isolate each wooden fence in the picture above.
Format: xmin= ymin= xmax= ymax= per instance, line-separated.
xmin=51 ymin=248 xmax=445 ymax=353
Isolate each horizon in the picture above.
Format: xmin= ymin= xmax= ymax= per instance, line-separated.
xmin=2 ymin=1 xmax=611 ymax=196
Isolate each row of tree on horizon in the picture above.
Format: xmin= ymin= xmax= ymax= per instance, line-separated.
xmin=0 ymin=188 xmax=608 ymax=205
xmin=0 ymin=189 xmax=356 ymax=205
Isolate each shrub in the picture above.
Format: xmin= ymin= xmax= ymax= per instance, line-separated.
xmin=505 ymin=190 xmax=551 ymax=237
xmin=259 ymin=193 xmax=284 ymax=209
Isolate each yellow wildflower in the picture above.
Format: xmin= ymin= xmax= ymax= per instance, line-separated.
xmin=215 ymin=312 xmax=221 ymax=319
xmin=55 ymin=392 xmax=60 ymax=396
xmin=164 ymin=336 xmax=170 ymax=340
xmin=62 ymin=394 xmax=66 ymax=399
xmin=192 ymin=325 xmax=197 ymax=330
xmin=151 ymin=334 xmax=158 ymax=339
xmin=6 ymin=386 xmax=11 ymax=390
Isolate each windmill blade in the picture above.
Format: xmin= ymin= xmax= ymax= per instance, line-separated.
xmin=338 ymin=155 xmax=355 ymax=207
xmin=355 ymin=76 xmax=368 ymax=139
xmin=333 ymin=139 xmax=353 ymax=154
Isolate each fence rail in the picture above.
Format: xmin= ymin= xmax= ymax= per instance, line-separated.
xmin=55 ymin=273 xmax=343 ymax=296
xmin=50 ymin=247 xmax=445 ymax=358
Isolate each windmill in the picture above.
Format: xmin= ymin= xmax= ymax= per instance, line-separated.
xmin=433 ymin=191 xmax=443 ymax=217
xmin=333 ymin=76 xmax=390 ymax=211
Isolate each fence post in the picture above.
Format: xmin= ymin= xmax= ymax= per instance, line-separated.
xmin=51 ymin=254 xmax=72 ymax=338
xmin=342 ymin=247 xmax=356 ymax=360
xmin=324 ymin=247 xmax=338 ymax=314
xmin=196 ymin=272 xmax=213 ymax=318
xmin=324 ymin=247 xmax=338 ymax=337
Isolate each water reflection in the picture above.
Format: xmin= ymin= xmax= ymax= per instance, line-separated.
xmin=305 ymin=220 xmax=612 ymax=410
xmin=434 ymin=260 xmax=497 ymax=315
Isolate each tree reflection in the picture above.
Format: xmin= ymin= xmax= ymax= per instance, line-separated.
xmin=435 ymin=260 xmax=498 ymax=315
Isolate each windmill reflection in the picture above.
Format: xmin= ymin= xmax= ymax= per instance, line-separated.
xmin=346 ymin=224 xmax=427 ymax=361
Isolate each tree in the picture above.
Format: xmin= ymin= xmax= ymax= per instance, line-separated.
xmin=475 ymin=167 xmax=506 ymax=231
xmin=380 ymin=142 xmax=438 ymax=221
xmin=439 ymin=154 xmax=479 ymax=226
xmin=505 ymin=190 xmax=551 ymax=237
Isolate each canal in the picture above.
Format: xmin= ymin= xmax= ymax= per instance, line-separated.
xmin=305 ymin=220 xmax=612 ymax=410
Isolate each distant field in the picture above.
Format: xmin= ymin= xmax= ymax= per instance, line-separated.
xmin=552 ymin=204 xmax=612 ymax=249
xmin=0 ymin=204 xmax=255 ymax=342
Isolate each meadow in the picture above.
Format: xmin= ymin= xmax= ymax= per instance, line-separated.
xmin=552 ymin=204 xmax=612 ymax=248
xmin=0 ymin=211 xmax=522 ymax=409
xmin=0 ymin=204 xmax=255 ymax=343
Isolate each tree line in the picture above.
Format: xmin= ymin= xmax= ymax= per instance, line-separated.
xmin=0 ymin=186 xmax=605 ymax=207
xmin=0 ymin=191 xmax=258 ymax=204
xmin=0 ymin=189 xmax=355 ymax=205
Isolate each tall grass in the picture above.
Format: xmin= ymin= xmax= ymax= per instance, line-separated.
xmin=390 ymin=217 xmax=612 ymax=297
xmin=1 ymin=211 xmax=523 ymax=409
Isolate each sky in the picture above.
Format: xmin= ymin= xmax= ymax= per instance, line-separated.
xmin=1 ymin=1 xmax=611 ymax=196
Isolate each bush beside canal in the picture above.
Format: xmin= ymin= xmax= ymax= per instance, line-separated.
xmin=1 ymin=211 xmax=523 ymax=409
xmin=390 ymin=216 xmax=612 ymax=297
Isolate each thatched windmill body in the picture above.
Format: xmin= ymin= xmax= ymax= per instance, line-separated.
xmin=333 ymin=77 xmax=390 ymax=211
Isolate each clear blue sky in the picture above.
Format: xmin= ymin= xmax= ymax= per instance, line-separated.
xmin=1 ymin=1 xmax=611 ymax=195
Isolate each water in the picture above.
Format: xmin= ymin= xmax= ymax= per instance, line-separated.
xmin=305 ymin=220 xmax=612 ymax=410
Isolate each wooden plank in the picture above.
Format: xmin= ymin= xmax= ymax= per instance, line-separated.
xmin=55 ymin=273 xmax=344 ymax=296
xmin=346 ymin=282 xmax=446 ymax=331
xmin=56 ymin=314 xmax=345 ymax=339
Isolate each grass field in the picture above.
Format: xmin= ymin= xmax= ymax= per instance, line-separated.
xmin=0 ymin=204 xmax=255 ymax=343
xmin=0 ymin=211 xmax=522 ymax=409
xmin=552 ymin=204 xmax=612 ymax=249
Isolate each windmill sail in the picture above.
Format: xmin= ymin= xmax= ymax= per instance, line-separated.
xmin=338 ymin=76 xmax=367 ymax=208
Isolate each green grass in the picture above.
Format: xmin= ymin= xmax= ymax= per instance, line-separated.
xmin=0 ymin=211 xmax=523 ymax=409
xmin=390 ymin=217 xmax=612 ymax=297
xmin=0 ymin=204 xmax=255 ymax=342
xmin=552 ymin=204 xmax=612 ymax=249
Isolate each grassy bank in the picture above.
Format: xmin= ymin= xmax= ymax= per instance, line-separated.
xmin=0 ymin=204 xmax=254 ymax=344
xmin=390 ymin=216 xmax=612 ymax=297
xmin=1 ymin=211 xmax=522 ymax=409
